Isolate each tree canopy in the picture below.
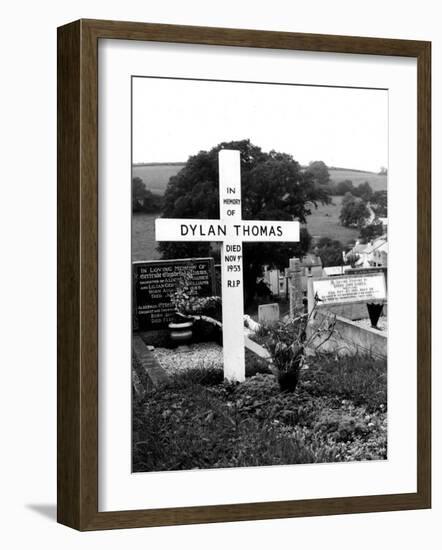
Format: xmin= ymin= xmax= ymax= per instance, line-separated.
xmin=359 ymin=223 xmax=384 ymax=244
xmin=158 ymin=140 xmax=331 ymax=303
xmin=339 ymin=192 xmax=370 ymax=229
xmin=371 ymin=190 xmax=388 ymax=217
xmin=334 ymin=179 xmax=355 ymax=195
xmin=352 ymin=181 xmax=374 ymax=202
xmin=132 ymin=176 xmax=163 ymax=214
xmin=306 ymin=160 xmax=330 ymax=186
xmin=315 ymin=237 xmax=344 ymax=267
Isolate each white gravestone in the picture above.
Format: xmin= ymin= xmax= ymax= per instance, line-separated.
xmin=258 ymin=303 xmax=280 ymax=324
xmin=308 ymin=272 xmax=387 ymax=313
xmin=156 ymin=150 xmax=299 ymax=381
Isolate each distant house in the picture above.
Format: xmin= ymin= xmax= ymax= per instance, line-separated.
xmin=323 ymin=265 xmax=352 ymax=277
xmin=263 ymin=267 xmax=287 ymax=297
xmin=378 ymin=217 xmax=388 ymax=230
xmin=371 ymin=239 xmax=388 ymax=267
xmin=344 ymin=235 xmax=388 ymax=268
xmin=263 ymin=254 xmax=323 ymax=297
xmin=300 ymin=253 xmax=323 ymax=277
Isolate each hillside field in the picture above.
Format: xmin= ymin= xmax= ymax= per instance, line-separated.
xmin=133 ymin=163 xmax=387 ymax=196
xmin=328 ymin=168 xmax=387 ymax=191
xmin=132 ymin=164 xmax=387 ymax=251
xmin=133 ymin=163 xmax=185 ymax=195
xmin=303 ymin=195 xmax=359 ymax=246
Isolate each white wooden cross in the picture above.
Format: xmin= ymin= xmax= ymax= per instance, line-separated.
xmin=155 ymin=150 xmax=300 ymax=382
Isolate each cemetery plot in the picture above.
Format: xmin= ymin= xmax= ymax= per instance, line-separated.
xmin=155 ymin=150 xmax=300 ymax=381
xmin=132 ymin=353 xmax=388 ymax=472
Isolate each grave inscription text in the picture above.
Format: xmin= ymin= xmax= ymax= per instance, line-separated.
xmin=312 ymin=272 xmax=387 ymax=306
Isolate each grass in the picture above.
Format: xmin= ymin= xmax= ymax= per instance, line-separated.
xmin=132 ymin=164 xmax=387 ymax=197
xmin=329 ymin=168 xmax=387 ymax=191
xmin=133 ymin=163 xmax=185 ymax=195
xmin=132 ymin=352 xmax=387 ymax=472
xmin=132 ymin=212 xmax=160 ymax=262
xmin=301 ymin=353 xmax=387 ymax=412
xmin=304 ymin=195 xmax=359 ymax=245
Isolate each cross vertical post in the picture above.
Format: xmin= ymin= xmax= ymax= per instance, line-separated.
xmin=218 ymin=150 xmax=245 ymax=381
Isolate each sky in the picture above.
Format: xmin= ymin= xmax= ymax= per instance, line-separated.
xmin=132 ymin=77 xmax=388 ymax=173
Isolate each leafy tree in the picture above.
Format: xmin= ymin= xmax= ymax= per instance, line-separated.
xmin=339 ymin=194 xmax=370 ymax=229
xmin=158 ymin=139 xmax=330 ymax=304
xmin=132 ymin=177 xmax=163 ymax=213
xmin=335 ymin=179 xmax=355 ymax=195
xmin=141 ymin=190 xmax=163 ymax=213
xmin=306 ymin=160 xmax=330 ymax=186
xmin=132 ymin=176 xmax=146 ymax=206
xmin=359 ymin=223 xmax=384 ymax=244
xmin=341 ymin=191 xmax=355 ymax=207
xmin=353 ymin=181 xmax=374 ymax=202
xmin=315 ymin=237 xmax=344 ymax=267
xmin=371 ymin=190 xmax=388 ymax=216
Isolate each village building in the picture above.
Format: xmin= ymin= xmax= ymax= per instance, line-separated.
xmin=344 ymin=234 xmax=388 ymax=268
xmin=323 ymin=265 xmax=352 ymax=277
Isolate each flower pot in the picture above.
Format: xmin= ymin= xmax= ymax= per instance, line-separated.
xmin=168 ymin=317 xmax=194 ymax=345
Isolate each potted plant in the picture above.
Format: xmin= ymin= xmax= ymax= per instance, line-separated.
xmin=168 ymin=272 xmax=196 ymax=346
xmin=168 ymin=271 xmax=221 ymax=346
xmin=263 ymin=299 xmax=336 ymax=392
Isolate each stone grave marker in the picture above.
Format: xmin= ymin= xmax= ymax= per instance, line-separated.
xmin=288 ymin=257 xmax=304 ymax=317
xmin=133 ymin=257 xmax=216 ymax=331
xmin=155 ymin=149 xmax=300 ymax=381
xmin=347 ymin=266 xmax=387 ymax=287
xmin=308 ymin=271 xmax=387 ymax=315
xmin=258 ymin=303 xmax=280 ymax=324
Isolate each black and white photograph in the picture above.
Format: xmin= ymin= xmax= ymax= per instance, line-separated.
xmin=131 ymin=76 xmax=388 ymax=473
xmin=0 ymin=0 xmax=436 ymax=542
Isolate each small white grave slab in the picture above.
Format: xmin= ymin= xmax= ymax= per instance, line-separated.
xmin=155 ymin=149 xmax=300 ymax=381
xmin=258 ymin=303 xmax=280 ymax=324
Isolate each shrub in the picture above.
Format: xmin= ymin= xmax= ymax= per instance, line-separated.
xmin=170 ymin=270 xmax=222 ymax=319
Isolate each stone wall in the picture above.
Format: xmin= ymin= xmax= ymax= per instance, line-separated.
xmin=323 ymin=302 xmax=388 ymax=321
xmin=307 ymin=310 xmax=387 ymax=359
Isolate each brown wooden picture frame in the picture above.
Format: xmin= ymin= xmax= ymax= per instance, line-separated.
xmin=57 ymin=19 xmax=431 ymax=531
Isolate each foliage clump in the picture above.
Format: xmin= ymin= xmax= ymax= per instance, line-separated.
xmin=170 ymin=269 xmax=222 ymax=320
xmin=132 ymin=176 xmax=163 ymax=213
xmin=256 ymin=302 xmax=336 ymax=393
xmin=133 ymin=353 xmax=387 ymax=472
xmin=339 ymin=192 xmax=370 ymax=229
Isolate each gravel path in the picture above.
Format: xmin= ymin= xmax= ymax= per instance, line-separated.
xmin=155 ymin=342 xmax=223 ymax=375
xmin=353 ymin=317 xmax=388 ymax=332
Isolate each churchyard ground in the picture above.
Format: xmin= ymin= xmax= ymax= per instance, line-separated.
xmin=133 ymin=349 xmax=387 ymax=472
